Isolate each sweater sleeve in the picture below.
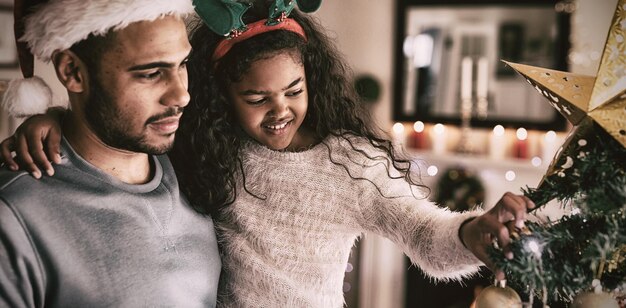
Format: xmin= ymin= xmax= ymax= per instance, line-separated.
xmin=0 ymin=198 xmax=45 ymax=308
xmin=353 ymin=152 xmax=484 ymax=281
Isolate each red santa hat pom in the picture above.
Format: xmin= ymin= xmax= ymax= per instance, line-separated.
xmin=2 ymin=76 xmax=53 ymax=118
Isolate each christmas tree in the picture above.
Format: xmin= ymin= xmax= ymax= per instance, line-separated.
xmin=481 ymin=1 xmax=626 ymax=307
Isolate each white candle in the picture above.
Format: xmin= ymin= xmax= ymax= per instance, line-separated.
xmin=392 ymin=122 xmax=405 ymax=146
xmin=430 ymin=123 xmax=447 ymax=154
xmin=477 ymin=57 xmax=488 ymax=98
xmin=489 ymin=125 xmax=506 ymax=160
xmin=541 ymin=130 xmax=559 ymax=164
xmin=461 ymin=57 xmax=473 ymax=101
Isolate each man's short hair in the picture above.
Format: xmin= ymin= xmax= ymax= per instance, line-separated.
xmin=69 ymin=32 xmax=118 ymax=76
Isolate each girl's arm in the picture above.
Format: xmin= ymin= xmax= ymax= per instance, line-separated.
xmin=353 ymin=148 xmax=533 ymax=281
xmin=356 ymin=181 xmax=485 ymax=280
xmin=0 ymin=107 xmax=64 ymax=178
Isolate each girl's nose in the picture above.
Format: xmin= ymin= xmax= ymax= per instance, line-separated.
xmin=270 ymin=98 xmax=289 ymax=117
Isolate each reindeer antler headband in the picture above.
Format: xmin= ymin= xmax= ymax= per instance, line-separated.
xmin=193 ymin=0 xmax=322 ymax=62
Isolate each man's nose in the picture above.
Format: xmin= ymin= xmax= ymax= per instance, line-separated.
xmin=161 ymin=70 xmax=190 ymax=108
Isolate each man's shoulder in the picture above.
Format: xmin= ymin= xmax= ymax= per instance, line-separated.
xmin=0 ymin=169 xmax=33 ymax=192
xmin=0 ymin=168 xmax=62 ymax=208
xmin=0 ymin=170 xmax=35 ymax=230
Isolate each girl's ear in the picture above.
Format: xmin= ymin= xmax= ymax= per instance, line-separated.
xmin=52 ymin=50 xmax=88 ymax=93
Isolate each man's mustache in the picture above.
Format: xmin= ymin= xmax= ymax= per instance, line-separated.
xmin=146 ymin=107 xmax=184 ymax=124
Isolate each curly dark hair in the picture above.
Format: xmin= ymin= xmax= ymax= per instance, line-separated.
xmin=169 ymin=3 xmax=427 ymax=215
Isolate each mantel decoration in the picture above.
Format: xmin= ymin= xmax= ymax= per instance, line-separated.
xmin=484 ymin=0 xmax=626 ymax=307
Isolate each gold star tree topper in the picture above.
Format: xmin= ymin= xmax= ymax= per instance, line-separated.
xmin=503 ymin=0 xmax=625 ymax=186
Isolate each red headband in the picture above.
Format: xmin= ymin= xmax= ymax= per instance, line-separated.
xmin=212 ymin=18 xmax=307 ymax=62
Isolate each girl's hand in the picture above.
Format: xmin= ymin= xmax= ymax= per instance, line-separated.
xmin=459 ymin=192 xmax=535 ymax=280
xmin=0 ymin=110 xmax=64 ymax=178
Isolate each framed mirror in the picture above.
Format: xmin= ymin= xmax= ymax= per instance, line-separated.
xmin=393 ymin=0 xmax=571 ymax=130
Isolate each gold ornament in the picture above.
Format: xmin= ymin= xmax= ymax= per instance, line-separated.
xmin=475 ymin=282 xmax=522 ymax=308
xmin=570 ymin=291 xmax=619 ymax=308
xmin=607 ymin=244 xmax=626 ymax=273
xmin=502 ymin=0 xmax=626 ymax=189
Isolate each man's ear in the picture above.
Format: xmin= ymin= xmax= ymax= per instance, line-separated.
xmin=52 ymin=50 xmax=88 ymax=93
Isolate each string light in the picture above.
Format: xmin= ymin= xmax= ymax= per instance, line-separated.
xmin=525 ymin=239 xmax=542 ymax=258
xmin=413 ymin=121 xmax=425 ymax=133
xmin=343 ymin=282 xmax=351 ymax=292
xmin=545 ymin=130 xmax=557 ymax=142
xmin=505 ymin=170 xmax=516 ymax=181
xmin=493 ymin=124 xmax=505 ymax=136
xmin=531 ymin=156 xmax=542 ymax=167
xmin=427 ymin=165 xmax=438 ymax=176
xmin=392 ymin=122 xmax=405 ymax=134
xmin=433 ymin=123 xmax=445 ymax=135
xmin=516 ymin=127 xmax=528 ymax=141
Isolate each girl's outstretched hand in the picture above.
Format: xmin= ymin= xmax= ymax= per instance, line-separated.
xmin=0 ymin=111 xmax=63 ymax=179
xmin=459 ymin=192 xmax=535 ymax=281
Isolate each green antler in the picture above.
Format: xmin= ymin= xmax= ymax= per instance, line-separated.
xmin=268 ymin=0 xmax=295 ymax=23
xmin=193 ymin=0 xmax=251 ymax=36
xmin=267 ymin=0 xmax=322 ymax=25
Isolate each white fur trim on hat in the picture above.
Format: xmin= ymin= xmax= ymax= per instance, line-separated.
xmin=1 ymin=76 xmax=54 ymax=118
xmin=21 ymin=0 xmax=195 ymax=62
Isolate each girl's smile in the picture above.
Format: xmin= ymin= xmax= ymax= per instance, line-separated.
xmin=262 ymin=119 xmax=292 ymax=134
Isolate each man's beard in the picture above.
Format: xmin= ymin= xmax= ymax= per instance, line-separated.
xmin=84 ymin=78 xmax=182 ymax=155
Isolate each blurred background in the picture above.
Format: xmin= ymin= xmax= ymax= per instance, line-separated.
xmin=0 ymin=0 xmax=618 ymax=307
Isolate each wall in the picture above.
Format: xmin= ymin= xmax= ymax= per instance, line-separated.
xmin=570 ymin=0 xmax=619 ymax=75
xmin=314 ymin=0 xmax=394 ymax=132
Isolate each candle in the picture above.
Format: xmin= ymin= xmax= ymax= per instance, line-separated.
xmin=392 ymin=122 xmax=405 ymax=146
xmin=541 ymin=130 xmax=559 ymax=164
xmin=461 ymin=57 xmax=473 ymax=101
xmin=489 ymin=125 xmax=506 ymax=160
xmin=430 ymin=123 xmax=447 ymax=154
xmin=476 ymin=57 xmax=489 ymax=118
xmin=409 ymin=121 xmax=426 ymax=149
xmin=476 ymin=57 xmax=488 ymax=99
xmin=513 ymin=127 xmax=529 ymax=159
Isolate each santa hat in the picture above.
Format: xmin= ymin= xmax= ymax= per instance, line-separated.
xmin=1 ymin=0 xmax=195 ymax=117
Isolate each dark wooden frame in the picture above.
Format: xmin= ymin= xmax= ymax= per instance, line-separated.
xmin=392 ymin=0 xmax=571 ymax=131
xmin=0 ymin=5 xmax=18 ymax=69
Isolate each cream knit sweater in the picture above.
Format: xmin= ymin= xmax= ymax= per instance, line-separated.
xmin=216 ymin=135 xmax=483 ymax=307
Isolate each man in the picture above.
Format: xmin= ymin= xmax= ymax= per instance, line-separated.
xmin=0 ymin=0 xmax=220 ymax=306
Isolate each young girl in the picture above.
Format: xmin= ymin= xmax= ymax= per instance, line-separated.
xmin=2 ymin=2 xmax=534 ymax=307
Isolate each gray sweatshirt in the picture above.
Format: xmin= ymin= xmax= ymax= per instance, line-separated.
xmin=0 ymin=137 xmax=221 ymax=307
